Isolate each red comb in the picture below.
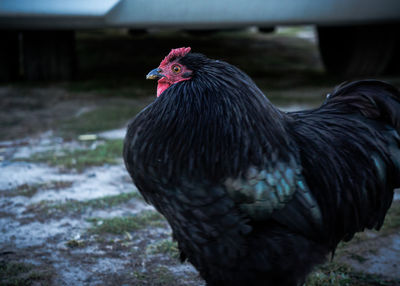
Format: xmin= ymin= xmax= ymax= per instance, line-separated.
xmin=160 ymin=47 xmax=191 ymax=66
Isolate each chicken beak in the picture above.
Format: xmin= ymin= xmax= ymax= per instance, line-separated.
xmin=146 ymin=68 xmax=165 ymax=80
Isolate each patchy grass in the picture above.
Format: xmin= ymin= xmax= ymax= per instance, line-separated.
xmin=3 ymin=181 xmax=73 ymax=197
xmin=59 ymin=105 xmax=142 ymax=139
xmin=87 ymin=210 xmax=165 ymax=234
xmin=348 ymin=253 xmax=369 ymax=264
xmin=53 ymin=191 xmax=142 ymax=213
xmin=0 ymin=261 xmax=53 ymax=286
xmin=146 ymin=239 xmax=180 ymax=259
xmin=276 ymin=26 xmax=314 ymax=37
xmin=26 ymin=190 xmax=143 ymax=216
xmin=22 ymin=139 xmax=123 ymax=171
xmin=152 ymin=266 xmax=177 ymax=285
xmin=133 ymin=266 xmax=177 ymax=286
xmin=65 ymin=239 xmax=86 ymax=248
xmin=306 ymin=262 xmax=399 ymax=286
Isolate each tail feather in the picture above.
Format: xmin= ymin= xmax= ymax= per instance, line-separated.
xmin=326 ymin=80 xmax=400 ymax=133
xmin=326 ymin=80 xmax=400 ymax=186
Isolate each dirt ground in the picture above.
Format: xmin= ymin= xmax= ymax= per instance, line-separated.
xmin=1 ymin=27 xmax=400 ymax=286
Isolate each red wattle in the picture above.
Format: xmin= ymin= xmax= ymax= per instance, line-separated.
xmin=156 ymin=77 xmax=191 ymax=97
xmin=157 ymin=81 xmax=171 ymax=97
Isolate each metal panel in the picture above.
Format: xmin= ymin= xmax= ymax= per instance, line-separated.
xmin=105 ymin=0 xmax=400 ymax=27
xmin=0 ymin=0 xmax=399 ymax=29
xmin=0 ymin=0 xmax=120 ymax=16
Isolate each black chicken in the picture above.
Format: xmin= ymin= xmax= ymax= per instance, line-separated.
xmin=123 ymin=47 xmax=400 ymax=286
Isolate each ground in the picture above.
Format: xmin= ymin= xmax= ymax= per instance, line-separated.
xmin=0 ymin=27 xmax=400 ymax=286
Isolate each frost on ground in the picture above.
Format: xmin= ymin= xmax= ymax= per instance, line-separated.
xmin=0 ymin=133 xmax=204 ymax=286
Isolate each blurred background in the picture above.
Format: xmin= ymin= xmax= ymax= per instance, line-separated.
xmin=1 ymin=0 xmax=400 ymax=82
xmin=0 ymin=1 xmax=400 ymax=285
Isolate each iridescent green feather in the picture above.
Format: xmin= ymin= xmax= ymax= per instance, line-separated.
xmin=224 ymin=161 xmax=322 ymax=222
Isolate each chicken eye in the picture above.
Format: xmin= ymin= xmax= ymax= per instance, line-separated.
xmin=172 ymin=65 xmax=181 ymax=73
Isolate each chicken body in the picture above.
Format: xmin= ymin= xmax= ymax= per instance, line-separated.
xmin=123 ymin=48 xmax=400 ymax=286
